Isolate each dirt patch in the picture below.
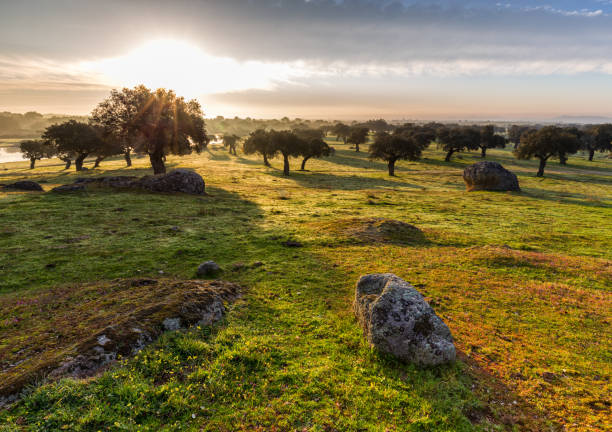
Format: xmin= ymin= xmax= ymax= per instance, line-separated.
xmin=311 ymin=217 xmax=426 ymax=245
xmin=0 ymin=278 xmax=241 ymax=406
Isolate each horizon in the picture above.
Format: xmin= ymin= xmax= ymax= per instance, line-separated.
xmin=3 ymin=1 xmax=612 ymax=120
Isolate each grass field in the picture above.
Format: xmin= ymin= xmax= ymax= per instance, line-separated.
xmin=0 ymin=140 xmax=610 ymax=431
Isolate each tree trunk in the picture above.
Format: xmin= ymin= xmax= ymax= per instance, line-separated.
xmin=481 ymin=147 xmax=487 ymax=158
xmin=282 ymin=153 xmax=290 ymax=176
xmin=75 ymin=153 xmax=88 ymax=171
xmin=94 ymin=156 xmax=105 ymax=168
xmin=124 ymin=149 xmax=132 ymax=167
xmin=559 ymin=154 xmax=567 ymax=165
xmin=149 ymin=151 xmax=166 ymax=174
xmin=388 ymin=159 xmax=396 ymax=176
xmin=513 ymin=142 xmax=519 ymax=149
xmin=355 ymin=143 xmax=360 ymax=152
xmin=342 ymin=137 xmax=347 ymax=144
xmin=537 ymin=158 xmax=547 ymax=177
xmin=30 ymin=158 xmax=36 ymax=169
xmin=263 ymin=153 xmax=271 ymax=167
xmin=300 ymin=156 xmax=311 ymax=171
xmin=589 ymin=149 xmax=595 ymax=161
xmin=62 ymin=158 xmax=71 ymax=170
xmin=444 ymin=150 xmax=454 ymax=162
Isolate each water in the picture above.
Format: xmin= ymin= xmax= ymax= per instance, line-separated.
xmin=0 ymin=146 xmax=24 ymax=163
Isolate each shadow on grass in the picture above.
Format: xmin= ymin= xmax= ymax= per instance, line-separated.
xmin=235 ymin=155 xmax=269 ymax=167
xmin=521 ymin=187 xmax=612 ymax=209
xmin=0 ymin=177 xmax=560 ymax=431
xmin=205 ymin=148 xmax=231 ymax=161
xmin=269 ymin=169 xmax=424 ymax=191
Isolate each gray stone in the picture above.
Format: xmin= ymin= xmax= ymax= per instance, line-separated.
xmin=2 ymin=180 xmax=43 ymax=191
xmin=162 ymin=317 xmax=182 ymax=331
xmin=51 ymin=183 xmax=86 ymax=193
xmin=197 ymin=260 xmax=221 ymax=277
xmin=354 ymin=273 xmax=456 ymax=366
xmin=196 ymin=298 xmax=226 ymax=327
xmin=463 ymin=161 xmax=520 ymax=192
xmin=139 ymin=169 xmax=205 ymax=195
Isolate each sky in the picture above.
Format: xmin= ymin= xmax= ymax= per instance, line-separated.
xmin=1 ymin=0 xmax=612 ymax=120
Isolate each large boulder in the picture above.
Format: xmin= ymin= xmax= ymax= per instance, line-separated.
xmin=139 ymin=169 xmax=205 ymax=195
xmin=354 ymin=273 xmax=456 ymax=366
xmin=2 ymin=180 xmax=43 ymax=191
xmin=463 ymin=161 xmax=520 ymax=192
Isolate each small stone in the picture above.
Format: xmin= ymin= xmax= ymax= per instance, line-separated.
xmin=162 ymin=317 xmax=182 ymax=331
xmin=2 ymin=180 xmax=43 ymax=191
xmin=251 ymin=261 xmax=264 ymax=268
xmin=97 ymin=334 xmax=111 ymax=346
xmin=197 ymin=261 xmax=221 ymax=277
xmin=231 ymin=262 xmax=246 ymax=271
xmin=51 ymin=183 xmax=86 ymax=193
xmin=282 ymin=240 xmax=303 ymax=248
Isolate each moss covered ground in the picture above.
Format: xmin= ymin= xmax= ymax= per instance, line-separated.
xmin=0 ymin=140 xmax=610 ymax=431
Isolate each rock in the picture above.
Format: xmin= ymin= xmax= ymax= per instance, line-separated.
xmin=162 ymin=317 xmax=182 ymax=331
xmin=463 ymin=161 xmax=520 ymax=192
xmin=282 ymin=240 xmax=303 ymax=248
xmin=51 ymin=184 xmax=86 ymax=193
xmin=197 ymin=260 xmax=221 ymax=277
xmin=51 ymin=171 xmax=205 ymax=195
xmin=3 ymin=278 xmax=241 ymax=401
xmin=2 ymin=180 xmax=43 ymax=191
xmin=231 ymin=262 xmax=247 ymax=271
xmin=354 ymin=273 xmax=456 ymax=366
xmin=75 ymin=176 xmax=139 ymax=189
xmin=139 ymin=169 xmax=205 ymax=195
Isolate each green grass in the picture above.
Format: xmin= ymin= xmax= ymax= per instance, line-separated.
xmin=0 ymin=142 xmax=610 ymax=431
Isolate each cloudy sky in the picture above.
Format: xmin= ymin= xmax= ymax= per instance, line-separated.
xmin=1 ymin=0 xmax=612 ymax=120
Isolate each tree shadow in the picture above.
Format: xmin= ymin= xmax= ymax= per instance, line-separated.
xmin=520 ymin=187 xmax=612 ymax=209
xmin=235 ymin=156 xmax=268 ymax=167
xmin=326 ymin=149 xmax=416 ymax=174
xmin=205 ymin=148 xmax=231 ymax=161
xmin=268 ymin=169 xmax=424 ymax=191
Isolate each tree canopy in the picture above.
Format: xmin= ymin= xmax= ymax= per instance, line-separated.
xmin=223 ymin=134 xmax=240 ymax=156
xmin=332 ymin=123 xmax=351 ymax=144
xmin=90 ymin=85 xmax=209 ymax=174
xmin=347 ymin=127 xmax=369 ymax=152
xmin=478 ymin=125 xmax=507 ymax=158
xmin=436 ymin=125 xmax=481 ymax=161
xmin=293 ymin=128 xmax=333 ymax=170
xmin=268 ymin=130 xmax=304 ymax=175
xmin=42 ymin=120 xmax=104 ymax=171
xmin=508 ymin=125 xmax=531 ymax=149
xmin=514 ymin=126 xmax=581 ymax=176
xmin=370 ymin=124 xmax=435 ymax=176
xmin=583 ymin=124 xmax=612 ymax=161
xmin=243 ymin=129 xmax=275 ymax=167
xmin=19 ymin=139 xmax=54 ymax=169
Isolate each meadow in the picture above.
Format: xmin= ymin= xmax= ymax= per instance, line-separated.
xmin=0 ymin=139 xmax=610 ymax=431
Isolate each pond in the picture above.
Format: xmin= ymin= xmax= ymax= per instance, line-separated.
xmin=0 ymin=145 xmax=24 ymax=163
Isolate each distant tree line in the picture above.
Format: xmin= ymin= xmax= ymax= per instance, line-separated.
xmin=13 ymin=90 xmax=612 ymax=178
xmin=0 ymin=111 xmax=88 ymax=138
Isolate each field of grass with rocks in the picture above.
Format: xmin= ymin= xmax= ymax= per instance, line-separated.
xmin=0 ymin=139 xmax=610 ymax=431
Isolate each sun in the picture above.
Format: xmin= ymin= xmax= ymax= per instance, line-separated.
xmin=82 ymin=38 xmax=304 ymax=98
